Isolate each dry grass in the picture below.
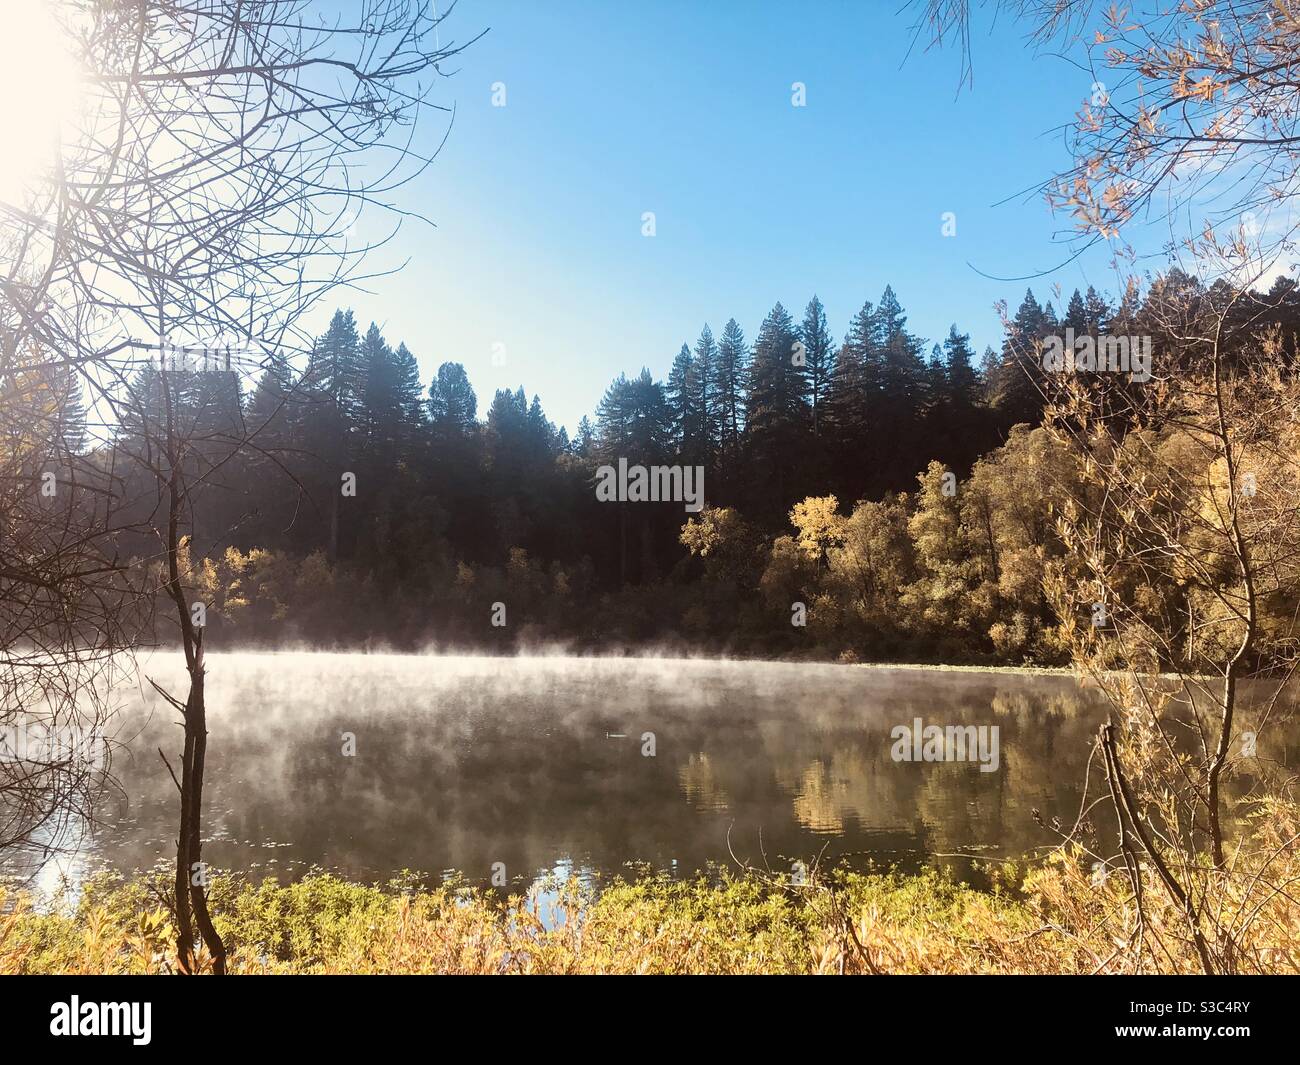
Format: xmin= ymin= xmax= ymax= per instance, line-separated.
xmin=5 ymin=803 xmax=1297 ymax=975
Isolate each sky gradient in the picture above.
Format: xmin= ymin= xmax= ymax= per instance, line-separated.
xmin=336 ymin=0 xmax=1151 ymax=434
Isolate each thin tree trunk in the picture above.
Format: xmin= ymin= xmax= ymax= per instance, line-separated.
xmin=174 ymin=712 xmax=194 ymax=972
xmin=1206 ymin=337 xmax=1256 ymax=870
xmin=161 ymin=369 xmax=227 ymax=974
xmin=186 ymin=635 xmax=227 ymax=974
xmin=1101 ymin=724 xmax=1216 ymax=974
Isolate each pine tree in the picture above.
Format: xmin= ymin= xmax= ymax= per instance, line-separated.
xmin=593 ymin=368 xmax=673 ymax=584
xmin=666 ymin=342 xmax=695 ymax=453
xmin=242 ymin=351 xmax=301 ymax=547
xmin=800 ymin=295 xmax=834 ymax=437
xmin=50 ymin=359 xmax=86 ymax=458
xmin=873 ymin=285 xmax=927 ymax=412
xmin=245 ymin=351 xmax=298 ymax=474
xmin=927 ymin=342 xmax=948 ymax=410
xmin=824 ymin=299 xmax=875 ymax=445
xmin=1110 ymin=278 xmax=1142 ymax=336
xmin=1064 ymin=289 xmax=1088 ymax=335
xmin=301 ymin=310 xmax=364 ymax=560
xmin=937 ymin=324 xmax=986 ymax=475
xmin=428 ymin=362 xmax=478 ymax=435
xmin=625 ymin=369 xmax=673 ymax=462
xmin=416 ymin=361 xmax=484 ymax=572
xmin=595 ymin=369 xmax=673 ymax=462
xmin=247 ymin=350 xmax=294 ymax=429
xmin=744 ymin=301 xmax=808 ymax=517
xmin=527 ymin=393 xmax=557 ymax=452
xmin=594 ymin=373 xmax=632 ymax=461
xmin=1083 ymin=285 xmax=1111 ymax=333
xmin=870 ymin=286 xmax=930 ymax=494
xmin=942 ymin=325 xmax=981 ymax=408
xmin=691 ymin=324 xmax=718 ymax=464
xmin=359 ymin=322 xmax=394 ymax=450
xmin=715 ymin=318 xmax=748 ymax=478
xmin=355 ymin=325 xmax=424 ymax=472
xmin=392 ymin=343 xmax=425 ymax=431
xmin=573 ymin=415 xmax=595 ymax=457
xmin=305 ymin=309 xmax=364 ymax=423
xmin=979 ymin=346 xmax=999 ymax=398
xmin=991 ymin=289 xmax=1049 ymax=430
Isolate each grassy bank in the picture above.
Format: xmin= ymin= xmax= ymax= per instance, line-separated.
xmin=5 ymin=845 xmax=1296 ymax=974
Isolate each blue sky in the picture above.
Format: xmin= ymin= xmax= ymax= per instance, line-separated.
xmin=336 ymin=0 xmax=1147 ymax=435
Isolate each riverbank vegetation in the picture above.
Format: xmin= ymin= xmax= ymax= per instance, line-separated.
xmin=6 ymin=801 xmax=1298 ymax=975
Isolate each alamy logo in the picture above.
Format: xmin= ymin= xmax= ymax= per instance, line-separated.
xmin=0 ymin=722 xmax=106 ymax=767
xmin=153 ymin=339 xmax=263 ymax=374
xmin=890 ymin=717 xmax=1000 ymax=773
xmin=50 ymin=997 xmax=151 ymax=1045
xmin=1042 ymin=329 xmax=1152 ymax=383
xmin=595 ymin=458 xmax=704 ymax=512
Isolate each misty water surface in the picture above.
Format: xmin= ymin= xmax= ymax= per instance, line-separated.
xmin=6 ymin=654 xmax=1168 ymax=895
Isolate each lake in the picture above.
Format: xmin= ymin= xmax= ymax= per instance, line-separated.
xmin=5 ymin=654 xmax=1290 ymax=897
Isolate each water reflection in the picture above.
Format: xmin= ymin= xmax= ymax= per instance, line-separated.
xmin=4 ymin=655 xmax=1292 ymax=893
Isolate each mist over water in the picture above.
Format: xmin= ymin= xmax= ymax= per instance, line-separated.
xmin=5 ymin=654 xmax=1163 ymax=897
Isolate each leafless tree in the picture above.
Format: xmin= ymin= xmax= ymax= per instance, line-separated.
xmin=1037 ymin=260 xmax=1300 ymax=972
xmin=1 ymin=0 xmax=477 ymax=973
xmin=914 ymin=1 xmax=1300 ymax=265
xmin=0 ymin=312 xmax=134 ymax=876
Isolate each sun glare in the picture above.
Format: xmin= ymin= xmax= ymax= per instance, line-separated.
xmin=0 ymin=0 xmax=84 ymax=205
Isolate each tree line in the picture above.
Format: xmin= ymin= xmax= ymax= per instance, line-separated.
xmin=68 ymin=269 xmax=1295 ymax=658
